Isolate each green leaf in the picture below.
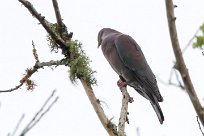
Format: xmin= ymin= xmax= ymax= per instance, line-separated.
xmin=193 ymin=36 xmax=204 ymax=48
xmin=200 ymin=23 xmax=204 ymax=33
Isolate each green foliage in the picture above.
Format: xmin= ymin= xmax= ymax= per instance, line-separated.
xmin=193 ymin=23 xmax=204 ymax=49
xmin=68 ymin=40 xmax=97 ymax=85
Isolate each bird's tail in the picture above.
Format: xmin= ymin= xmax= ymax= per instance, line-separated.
xmin=130 ymin=84 xmax=164 ymax=124
xmin=150 ymin=100 xmax=164 ymax=124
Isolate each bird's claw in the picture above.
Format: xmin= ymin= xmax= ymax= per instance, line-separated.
xmin=117 ymin=80 xmax=127 ymax=89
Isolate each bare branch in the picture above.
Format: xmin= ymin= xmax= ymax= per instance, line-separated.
xmin=165 ymin=0 xmax=204 ymax=126
xmin=157 ymin=68 xmax=185 ymax=90
xmin=117 ymin=79 xmax=133 ymax=136
xmin=52 ymin=0 xmax=63 ymax=29
xmin=9 ymin=114 xmax=25 ymax=136
xmin=0 ymin=60 xmax=63 ymax=93
xmin=52 ymin=0 xmax=72 ymax=41
xmin=20 ymin=90 xmax=59 ymax=136
xmin=136 ymin=127 xmax=140 ymax=136
xmin=0 ymin=83 xmax=23 ymax=93
xmin=18 ymin=0 xmax=68 ymax=53
xmin=32 ymin=41 xmax=40 ymax=62
xmin=196 ymin=116 xmax=204 ymax=136
xmin=182 ymin=27 xmax=201 ymax=53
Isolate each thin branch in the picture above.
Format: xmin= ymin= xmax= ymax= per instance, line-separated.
xmin=32 ymin=41 xmax=40 ymax=62
xmin=20 ymin=90 xmax=59 ymax=136
xmin=197 ymin=116 xmax=204 ymax=136
xmin=52 ymin=0 xmax=63 ymax=29
xmin=52 ymin=0 xmax=66 ymax=37
xmin=173 ymin=69 xmax=185 ymax=90
xmin=0 ymin=60 xmax=63 ymax=93
xmin=9 ymin=114 xmax=25 ymax=136
xmin=182 ymin=27 xmax=201 ymax=53
xmin=18 ymin=0 xmax=68 ymax=52
xmin=136 ymin=127 xmax=140 ymax=136
xmin=158 ymin=25 xmax=202 ymax=90
xmin=165 ymin=0 xmax=204 ymax=126
xmin=51 ymin=0 xmax=72 ymax=47
xmin=157 ymin=68 xmax=185 ymax=90
xmin=0 ymin=83 xmax=23 ymax=93
xmin=117 ymin=79 xmax=133 ymax=136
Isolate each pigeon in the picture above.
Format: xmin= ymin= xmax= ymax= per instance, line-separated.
xmin=98 ymin=28 xmax=164 ymax=124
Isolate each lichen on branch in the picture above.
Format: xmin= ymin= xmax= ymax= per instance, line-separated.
xmin=46 ymin=23 xmax=97 ymax=86
xmin=68 ymin=40 xmax=97 ymax=85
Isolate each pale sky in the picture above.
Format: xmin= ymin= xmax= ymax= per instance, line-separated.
xmin=0 ymin=0 xmax=204 ymax=136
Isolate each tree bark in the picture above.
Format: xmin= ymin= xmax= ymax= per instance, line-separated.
xmin=165 ymin=0 xmax=204 ymax=126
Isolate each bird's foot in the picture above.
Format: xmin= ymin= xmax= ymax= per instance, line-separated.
xmin=117 ymin=80 xmax=127 ymax=89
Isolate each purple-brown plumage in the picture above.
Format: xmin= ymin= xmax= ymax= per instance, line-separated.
xmin=98 ymin=28 xmax=164 ymax=124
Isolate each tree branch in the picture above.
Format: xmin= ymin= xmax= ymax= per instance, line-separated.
xmin=20 ymin=90 xmax=59 ymax=136
xmin=165 ymin=0 xmax=204 ymax=126
xmin=52 ymin=0 xmax=63 ymax=30
xmin=8 ymin=114 xmax=25 ymax=136
xmin=51 ymin=0 xmax=118 ymax=135
xmin=0 ymin=60 xmax=63 ymax=93
xmin=196 ymin=116 xmax=204 ymax=135
xmin=80 ymin=79 xmax=117 ymax=136
xmin=18 ymin=0 xmax=124 ymax=135
xmin=0 ymin=83 xmax=23 ymax=93
xmin=182 ymin=27 xmax=201 ymax=53
xmin=18 ymin=0 xmax=69 ymax=55
xmin=117 ymin=79 xmax=133 ymax=136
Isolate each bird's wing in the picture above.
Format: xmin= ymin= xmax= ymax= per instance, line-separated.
xmin=114 ymin=34 xmax=159 ymax=99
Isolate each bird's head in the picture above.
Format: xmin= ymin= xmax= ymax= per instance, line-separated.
xmin=97 ymin=28 xmax=120 ymax=48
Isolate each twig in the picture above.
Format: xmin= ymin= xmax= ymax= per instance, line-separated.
xmin=165 ymin=0 xmax=204 ymax=126
xmin=18 ymin=0 xmax=68 ymax=52
xmin=0 ymin=60 xmax=63 ymax=93
xmin=157 ymin=69 xmax=185 ymax=90
xmin=0 ymin=83 xmax=23 ymax=93
xmin=159 ymin=25 xmax=201 ymax=90
xmin=136 ymin=127 xmax=140 ymax=136
xmin=182 ymin=27 xmax=201 ymax=53
xmin=52 ymin=0 xmax=66 ymax=38
xmin=173 ymin=69 xmax=185 ymax=90
xmin=51 ymin=0 xmax=72 ymax=51
xmin=52 ymin=0 xmax=63 ymax=29
xmin=197 ymin=116 xmax=204 ymax=136
xmin=32 ymin=41 xmax=40 ymax=62
xmin=117 ymin=79 xmax=133 ymax=136
xmin=20 ymin=90 xmax=59 ymax=136
xmin=9 ymin=114 xmax=25 ymax=136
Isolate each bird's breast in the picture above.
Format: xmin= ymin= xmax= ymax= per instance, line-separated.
xmin=101 ymin=42 xmax=125 ymax=76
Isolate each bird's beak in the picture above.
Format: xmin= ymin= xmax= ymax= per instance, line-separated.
xmin=97 ymin=42 xmax=101 ymax=48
